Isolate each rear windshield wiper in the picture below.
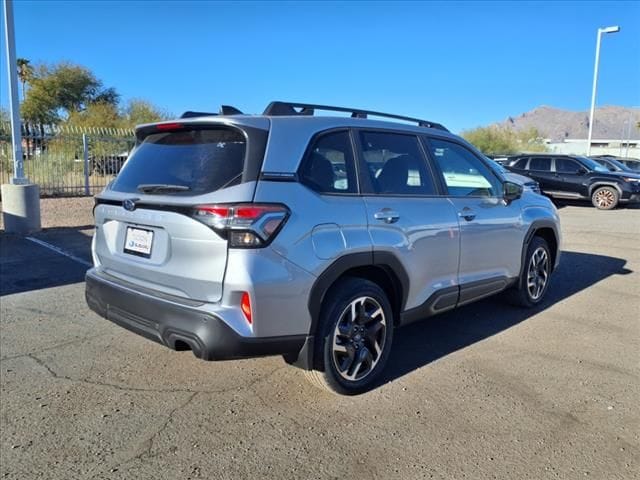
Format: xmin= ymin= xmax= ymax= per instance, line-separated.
xmin=137 ymin=184 xmax=191 ymax=194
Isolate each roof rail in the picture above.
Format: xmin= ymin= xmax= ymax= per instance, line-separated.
xmin=262 ymin=101 xmax=448 ymax=132
xmin=180 ymin=105 xmax=244 ymax=119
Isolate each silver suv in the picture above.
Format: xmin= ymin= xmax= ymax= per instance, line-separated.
xmin=86 ymin=102 xmax=561 ymax=395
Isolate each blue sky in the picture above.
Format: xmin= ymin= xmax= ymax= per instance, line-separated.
xmin=1 ymin=0 xmax=639 ymax=133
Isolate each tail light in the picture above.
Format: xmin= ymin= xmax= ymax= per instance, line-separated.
xmin=192 ymin=203 xmax=289 ymax=248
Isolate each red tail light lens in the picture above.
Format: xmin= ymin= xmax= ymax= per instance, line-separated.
xmin=193 ymin=203 xmax=289 ymax=248
xmin=241 ymin=292 xmax=252 ymax=324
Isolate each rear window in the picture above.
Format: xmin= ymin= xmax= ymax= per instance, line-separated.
xmin=110 ymin=127 xmax=247 ymax=195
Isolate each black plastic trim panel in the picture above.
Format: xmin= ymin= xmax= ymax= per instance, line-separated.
xmin=85 ymin=269 xmax=305 ymax=361
xmin=399 ymin=286 xmax=459 ymax=325
xmin=94 ymin=197 xmax=193 ymax=215
xmin=399 ymin=277 xmax=516 ymax=326
xmin=458 ymin=277 xmax=512 ymax=306
xmin=307 ymin=252 xmax=410 ymax=335
xmin=521 ymin=219 xmax=560 ymax=274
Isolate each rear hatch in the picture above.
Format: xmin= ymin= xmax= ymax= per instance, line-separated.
xmin=93 ymin=120 xmax=268 ymax=302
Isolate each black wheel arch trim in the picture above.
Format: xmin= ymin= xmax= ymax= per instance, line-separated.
xmin=307 ymin=251 xmax=410 ymax=330
xmin=521 ymin=219 xmax=560 ymax=278
xmin=588 ymin=182 xmax=622 ymax=197
xmin=291 ymin=251 xmax=410 ymax=370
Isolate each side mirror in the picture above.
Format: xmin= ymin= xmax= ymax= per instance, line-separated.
xmin=577 ymin=168 xmax=588 ymax=175
xmin=503 ymin=181 xmax=523 ymax=203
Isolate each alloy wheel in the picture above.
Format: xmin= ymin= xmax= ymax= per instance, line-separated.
xmin=527 ymin=247 xmax=549 ymax=300
xmin=594 ymin=189 xmax=616 ymax=209
xmin=331 ymin=296 xmax=387 ymax=382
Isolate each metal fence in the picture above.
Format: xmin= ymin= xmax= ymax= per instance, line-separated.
xmin=0 ymin=124 xmax=135 ymax=197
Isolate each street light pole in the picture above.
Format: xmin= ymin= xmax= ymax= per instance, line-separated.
xmin=2 ymin=0 xmax=25 ymax=182
xmin=586 ymin=26 xmax=620 ymax=157
xmin=1 ymin=0 xmax=40 ymax=233
xmin=624 ymin=113 xmax=633 ymax=158
xmin=619 ymin=120 xmax=627 ymax=157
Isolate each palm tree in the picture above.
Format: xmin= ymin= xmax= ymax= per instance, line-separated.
xmin=16 ymin=59 xmax=35 ymax=157
xmin=16 ymin=58 xmax=33 ymax=102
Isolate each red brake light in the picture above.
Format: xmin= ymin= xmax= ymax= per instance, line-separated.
xmin=241 ymin=292 xmax=252 ymax=324
xmin=156 ymin=122 xmax=184 ymax=131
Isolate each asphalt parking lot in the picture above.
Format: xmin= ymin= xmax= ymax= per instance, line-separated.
xmin=1 ymin=203 xmax=638 ymax=480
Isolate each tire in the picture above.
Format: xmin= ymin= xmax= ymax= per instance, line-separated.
xmin=505 ymin=236 xmax=552 ymax=308
xmin=591 ymin=186 xmax=619 ymax=210
xmin=305 ymin=277 xmax=394 ymax=395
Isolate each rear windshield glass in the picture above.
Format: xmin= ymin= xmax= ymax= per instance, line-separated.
xmin=110 ymin=127 xmax=247 ymax=195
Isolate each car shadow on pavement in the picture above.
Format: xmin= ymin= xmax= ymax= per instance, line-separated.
xmin=0 ymin=226 xmax=94 ymax=296
xmin=380 ymin=250 xmax=632 ymax=387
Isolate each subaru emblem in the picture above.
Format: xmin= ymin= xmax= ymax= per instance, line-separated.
xmin=123 ymin=199 xmax=137 ymax=211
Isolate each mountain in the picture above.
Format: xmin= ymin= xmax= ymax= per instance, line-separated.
xmin=496 ymin=105 xmax=640 ymax=142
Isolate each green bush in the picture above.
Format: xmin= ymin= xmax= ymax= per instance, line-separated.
xmin=462 ymin=126 xmax=547 ymax=155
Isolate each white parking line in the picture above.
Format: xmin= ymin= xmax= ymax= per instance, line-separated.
xmin=25 ymin=237 xmax=93 ymax=268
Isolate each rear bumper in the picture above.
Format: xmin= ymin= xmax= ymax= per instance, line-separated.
xmin=85 ymin=269 xmax=305 ymax=361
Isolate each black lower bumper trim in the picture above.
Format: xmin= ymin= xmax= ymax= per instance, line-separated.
xmin=621 ymin=193 xmax=640 ymax=204
xmin=85 ymin=269 xmax=305 ymax=361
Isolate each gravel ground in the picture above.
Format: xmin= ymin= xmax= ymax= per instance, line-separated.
xmin=0 ymin=196 xmax=95 ymax=232
xmin=0 ymin=205 xmax=638 ymax=479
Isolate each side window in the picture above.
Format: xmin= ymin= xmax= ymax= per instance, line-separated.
xmin=512 ymin=157 xmax=529 ymax=169
xmin=426 ymin=138 xmax=502 ymax=197
xmin=555 ymin=158 xmax=582 ymax=173
xmin=299 ymin=131 xmax=357 ymax=194
xmin=595 ymin=159 xmax=615 ymax=171
xmin=528 ymin=157 xmax=552 ymax=171
xmin=358 ymin=131 xmax=436 ymax=195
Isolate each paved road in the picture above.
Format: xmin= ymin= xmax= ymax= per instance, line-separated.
xmin=1 ymin=206 xmax=638 ymax=479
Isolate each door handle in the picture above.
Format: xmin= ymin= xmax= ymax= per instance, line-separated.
xmin=374 ymin=209 xmax=400 ymax=224
xmin=458 ymin=208 xmax=476 ymax=222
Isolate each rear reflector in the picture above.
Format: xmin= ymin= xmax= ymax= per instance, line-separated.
xmin=241 ymin=292 xmax=252 ymax=324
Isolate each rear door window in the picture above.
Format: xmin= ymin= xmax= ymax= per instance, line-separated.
xmin=555 ymin=158 xmax=582 ymax=173
xmin=528 ymin=157 xmax=552 ymax=172
xmin=358 ymin=131 xmax=437 ymax=195
xmin=511 ymin=157 xmax=529 ymax=169
xmin=111 ymin=127 xmax=247 ymax=195
xmin=299 ymin=131 xmax=357 ymax=194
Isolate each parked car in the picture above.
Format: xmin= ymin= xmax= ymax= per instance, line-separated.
xmin=85 ymin=102 xmax=561 ymax=395
xmin=619 ymin=158 xmax=640 ymax=172
xmin=485 ymin=154 xmax=512 ymax=165
xmin=591 ymin=155 xmax=640 ymax=173
xmin=504 ymin=154 xmax=640 ymax=210
xmin=91 ymin=151 xmax=129 ymax=175
xmin=486 ymin=157 xmax=541 ymax=194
